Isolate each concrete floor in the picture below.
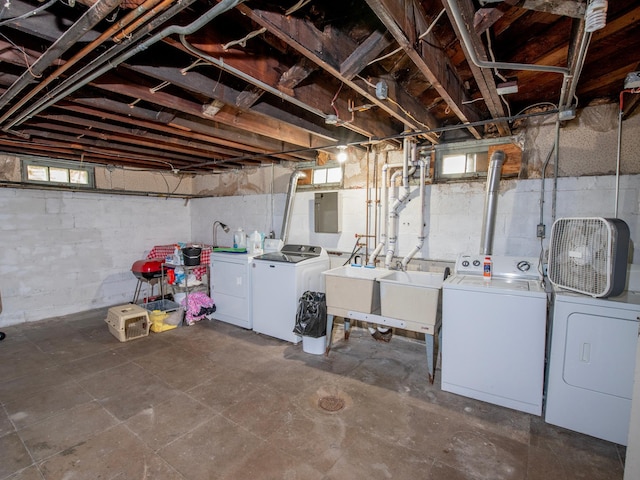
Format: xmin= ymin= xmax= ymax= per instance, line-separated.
xmin=0 ymin=308 xmax=627 ymax=480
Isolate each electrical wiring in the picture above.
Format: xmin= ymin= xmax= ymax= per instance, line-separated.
xmin=342 ymin=237 xmax=363 ymax=266
xmin=355 ymin=74 xmax=436 ymax=133
xmin=330 ymin=82 xmax=344 ymax=119
xmin=0 ymin=31 xmax=41 ymax=78
xmin=0 ymin=0 xmax=58 ymax=27
xmin=485 ymin=30 xmax=508 ymax=83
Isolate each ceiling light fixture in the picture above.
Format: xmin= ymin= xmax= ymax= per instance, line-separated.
xmin=337 ymin=145 xmax=348 ymax=163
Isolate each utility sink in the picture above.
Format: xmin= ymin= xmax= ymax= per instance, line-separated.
xmin=322 ymin=266 xmax=394 ymax=317
xmin=378 ymin=271 xmax=444 ymax=334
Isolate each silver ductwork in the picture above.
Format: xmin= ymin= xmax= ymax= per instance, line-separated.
xmin=280 ymin=170 xmax=304 ymax=244
xmin=480 ymin=150 xmax=506 ymax=255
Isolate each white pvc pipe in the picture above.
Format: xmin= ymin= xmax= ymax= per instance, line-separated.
xmin=368 ymin=163 xmax=390 ymax=265
xmin=385 ymin=169 xmax=403 ymax=268
xmin=401 ymin=158 xmax=426 ymax=270
xmin=368 ymin=161 xmax=404 ymax=266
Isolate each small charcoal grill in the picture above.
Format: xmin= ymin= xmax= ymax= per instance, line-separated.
xmin=131 ymin=259 xmax=164 ymax=303
xmin=131 ymin=259 xmax=164 ymax=280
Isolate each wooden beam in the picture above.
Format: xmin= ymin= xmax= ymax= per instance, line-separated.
xmin=89 ymin=71 xmax=330 ymax=150
xmin=60 ymin=98 xmax=316 ymax=162
xmin=278 ymin=59 xmax=317 ymax=93
xmin=367 ymin=0 xmax=491 ymax=139
xmin=521 ymin=0 xmax=586 ymax=18
xmin=234 ymin=3 xmax=439 ymax=142
xmin=339 ymin=29 xmax=395 ymax=80
xmin=166 ymin=35 xmax=397 ymax=140
xmin=122 ymin=63 xmax=339 ymax=142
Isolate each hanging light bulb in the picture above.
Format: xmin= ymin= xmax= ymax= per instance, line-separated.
xmin=336 ymin=145 xmax=348 ymax=163
xmin=585 ymin=0 xmax=607 ymax=33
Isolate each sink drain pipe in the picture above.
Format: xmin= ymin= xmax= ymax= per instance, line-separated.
xmin=400 ymin=157 xmax=427 ymax=270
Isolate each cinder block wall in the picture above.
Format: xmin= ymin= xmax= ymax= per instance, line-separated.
xmin=0 ymin=189 xmax=190 ymax=326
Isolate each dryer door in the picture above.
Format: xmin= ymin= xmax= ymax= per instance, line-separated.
xmin=564 ymin=311 xmax=638 ymax=399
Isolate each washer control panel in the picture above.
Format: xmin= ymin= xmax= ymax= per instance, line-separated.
xmin=455 ymin=254 xmax=540 ymax=280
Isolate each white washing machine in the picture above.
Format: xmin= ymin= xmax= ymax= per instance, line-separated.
xmin=442 ymin=254 xmax=547 ymax=415
xmin=545 ymin=269 xmax=640 ymax=445
xmin=251 ymin=244 xmax=330 ymax=344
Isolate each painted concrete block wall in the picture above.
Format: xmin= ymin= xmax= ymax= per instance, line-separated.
xmin=190 ymin=192 xmax=283 ymax=247
xmin=1 ymin=173 xmax=637 ymax=327
xmin=0 ymin=189 xmax=191 ymax=326
xmin=191 ymin=174 xmax=640 ymax=266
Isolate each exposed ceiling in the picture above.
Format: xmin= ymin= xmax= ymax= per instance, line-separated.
xmin=0 ymin=0 xmax=638 ymax=173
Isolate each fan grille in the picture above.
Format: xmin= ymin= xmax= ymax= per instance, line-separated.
xmin=548 ymin=217 xmax=614 ymax=297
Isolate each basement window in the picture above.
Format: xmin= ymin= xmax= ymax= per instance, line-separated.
xmin=434 ymin=137 xmax=521 ymax=182
xmin=22 ymin=158 xmax=94 ymax=188
xmin=299 ymin=165 xmax=343 ymax=189
xmin=439 ymin=151 xmax=488 ymax=177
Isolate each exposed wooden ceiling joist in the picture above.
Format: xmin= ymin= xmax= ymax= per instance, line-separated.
xmin=0 ymin=0 xmax=638 ymax=172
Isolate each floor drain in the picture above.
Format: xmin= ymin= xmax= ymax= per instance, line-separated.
xmin=318 ymin=395 xmax=345 ymax=412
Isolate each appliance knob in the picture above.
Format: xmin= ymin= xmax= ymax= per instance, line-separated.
xmin=473 ymin=260 xmax=480 ymax=267
xmin=517 ymin=261 xmax=531 ymax=272
xmin=462 ymin=260 xmax=469 ymax=267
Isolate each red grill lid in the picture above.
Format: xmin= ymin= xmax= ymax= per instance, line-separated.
xmin=131 ymin=259 xmax=164 ymax=279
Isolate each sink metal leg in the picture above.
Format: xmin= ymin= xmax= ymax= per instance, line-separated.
xmin=425 ymin=333 xmax=436 ymax=384
xmin=325 ymin=314 xmax=334 ymax=356
xmin=344 ymin=318 xmax=350 ymax=340
xmin=426 ymin=321 xmax=442 ymax=384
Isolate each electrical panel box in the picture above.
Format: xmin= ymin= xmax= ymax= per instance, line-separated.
xmin=314 ymin=192 xmax=340 ymax=233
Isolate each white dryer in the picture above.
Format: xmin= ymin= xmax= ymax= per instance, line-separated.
xmin=442 ymin=254 xmax=547 ymax=415
xmin=545 ymin=269 xmax=640 ymax=445
xmin=210 ymin=251 xmax=256 ymax=329
xmin=251 ymin=244 xmax=330 ymax=344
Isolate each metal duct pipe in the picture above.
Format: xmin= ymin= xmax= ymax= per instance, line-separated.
xmin=0 ymin=0 xmax=123 ymax=112
xmin=480 ymin=150 xmax=506 ymax=255
xmin=280 ymin=170 xmax=304 ymax=244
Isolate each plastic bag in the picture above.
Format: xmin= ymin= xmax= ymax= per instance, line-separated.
xmin=293 ymin=291 xmax=327 ymax=338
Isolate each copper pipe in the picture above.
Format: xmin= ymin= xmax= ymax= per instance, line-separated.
xmin=0 ymin=0 xmax=164 ymax=125
xmin=0 ymin=0 xmax=123 ymax=115
xmin=6 ymin=0 xmax=245 ymax=131
xmin=113 ymin=0 xmax=174 ymax=43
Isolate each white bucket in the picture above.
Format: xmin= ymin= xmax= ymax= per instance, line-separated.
xmin=302 ymin=335 xmax=326 ymax=355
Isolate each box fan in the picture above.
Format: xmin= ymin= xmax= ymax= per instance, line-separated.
xmin=548 ymin=217 xmax=630 ymax=298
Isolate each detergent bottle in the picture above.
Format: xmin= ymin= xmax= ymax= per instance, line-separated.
xmin=233 ymin=228 xmax=247 ymax=249
xmin=249 ymin=230 xmax=263 ymax=255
